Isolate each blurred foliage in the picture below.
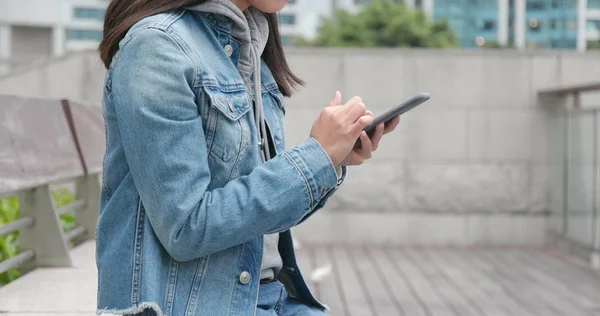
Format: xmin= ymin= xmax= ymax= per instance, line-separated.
xmin=301 ymin=0 xmax=457 ymax=48
xmin=482 ymin=41 xmax=516 ymax=49
xmin=0 ymin=188 xmax=76 ymax=286
xmin=588 ymin=40 xmax=600 ymax=50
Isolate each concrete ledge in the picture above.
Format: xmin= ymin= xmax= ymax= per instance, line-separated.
xmin=292 ymin=211 xmax=548 ymax=247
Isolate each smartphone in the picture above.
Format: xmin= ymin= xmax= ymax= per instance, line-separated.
xmin=364 ymin=93 xmax=430 ymax=137
xmin=355 ymin=93 xmax=430 ymax=149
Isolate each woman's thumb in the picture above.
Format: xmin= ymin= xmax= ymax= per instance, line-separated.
xmin=328 ymin=90 xmax=342 ymax=107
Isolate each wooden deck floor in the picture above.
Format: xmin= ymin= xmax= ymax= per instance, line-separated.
xmin=295 ymin=245 xmax=600 ymax=316
xmin=2 ymin=242 xmax=600 ymax=315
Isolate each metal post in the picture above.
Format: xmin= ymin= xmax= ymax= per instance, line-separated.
xmin=75 ymin=174 xmax=101 ymax=241
xmin=18 ymin=185 xmax=72 ymax=272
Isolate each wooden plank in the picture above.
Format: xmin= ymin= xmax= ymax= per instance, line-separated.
xmin=406 ymin=249 xmax=482 ymax=316
xmin=443 ymin=250 xmax=533 ymax=316
xmin=348 ymin=247 xmax=402 ymax=316
xmin=388 ymin=249 xmax=453 ymax=316
xmin=496 ymin=250 xmax=596 ymax=314
xmin=368 ymin=248 xmax=429 ymax=316
xmin=0 ymin=95 xmax=84 ymax=195
xmin=471 ymin=250 xmax=561 ymax=316
xmin=521 ymin=250 xmax=600 ymax=309
xmin=331 ymin=247 xmax=375 ymax=316
xmin=313 ymin=246 xmax=346 ymax=316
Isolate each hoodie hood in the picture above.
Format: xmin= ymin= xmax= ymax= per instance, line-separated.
xmin=187 ymin=0 xmax=269 ymax=82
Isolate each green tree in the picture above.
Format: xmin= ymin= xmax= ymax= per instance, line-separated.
xmin=309 ymin=0 xmax=457 ymax=48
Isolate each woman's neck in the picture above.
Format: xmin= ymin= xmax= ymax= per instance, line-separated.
xmin=230 ymin=0 xmax=250 ymax=11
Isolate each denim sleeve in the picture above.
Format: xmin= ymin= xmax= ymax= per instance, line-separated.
xmin=111 ymin=28 xmax=338 ymax=262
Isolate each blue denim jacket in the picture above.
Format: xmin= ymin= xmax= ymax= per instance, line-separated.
xmin=96 ymin=10 xmax=345 ymax=316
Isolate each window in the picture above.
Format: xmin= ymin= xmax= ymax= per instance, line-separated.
xmin=67 ymin=29 xmax=103 ymax=41
xmin=73 ymin=8 xmax=105 ymax=21
xmin=590 ymin=0 xmax=600 ymax=8
xmin=588 ymin=21 xmax=600 ymax=32
xmin=527 ymin=1 xmax=546 ymax=10
xmin=568 ymin=19 xmax=576 ymax=30
xmin=550 ymin=19 xmax=557 ymax=29
xmin=287 ymin=0 xmax=297 ymax=3
xmin=482 ymin=20 xmax=496 ymax=31
xmin=278 ymin=14 xmax=296 ymax=25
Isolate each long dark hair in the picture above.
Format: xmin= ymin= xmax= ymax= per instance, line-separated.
xmin=99 ymin=0 xmax=303 ymax=96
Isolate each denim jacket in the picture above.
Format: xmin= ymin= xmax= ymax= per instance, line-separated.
xmin=96 ymin=9 xmax=345 ymax=316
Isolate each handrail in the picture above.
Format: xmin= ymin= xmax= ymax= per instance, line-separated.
xmin=0 ymin=217 xmax=34 ymax=237
xmin=56 ymin=199 xmax=86 ymax=216
xmin=538 ymin=82 xmax=600 ymax=97
xmin=0 ymin=250 xmax=35 ymax=275
xmin=0 ymin=96 xmax=104 ymax=284
xmin=63 ymin=226 xmax=87 ymax=243
xmin=538 ymin=82 xmax=600 ymax=109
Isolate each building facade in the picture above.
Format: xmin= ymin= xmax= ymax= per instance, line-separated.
xmin=0 ymin=0 xmax=305 ymax=75
xmin=336 ymin=0 xmax=600 ymax=51
xmin=0 ymin=0 xmax=105 ymax=74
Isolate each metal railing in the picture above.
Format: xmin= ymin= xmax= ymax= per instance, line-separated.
xmin=539 ymin=82 xmax=600 ymax=269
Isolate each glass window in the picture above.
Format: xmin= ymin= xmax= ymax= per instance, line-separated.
xmin=278 ymin=14 xmax=296 ymax=25
xmin=590 ymin=0 xmax=600 ymax=8
xmin=73 ymin=8 xmax=105 ymax=21
xmin=588 ymin=20 xmax=600 ymax=32
xmin=67 ymin=29 xmax=103 ymax=41
xmin=527 ymin=0 xmax=546 ymax=10
xmin=483 ymin=20 xmax=496 ymax=31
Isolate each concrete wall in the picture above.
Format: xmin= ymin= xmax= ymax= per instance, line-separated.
xmin=2 ymin=48 xmax=600 ymax=246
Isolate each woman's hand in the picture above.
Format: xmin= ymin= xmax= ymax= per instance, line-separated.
xmin=327 ymin=92 xmax=401 ymax=166
xmin=309 ymin=92 xmax=374 ymax=167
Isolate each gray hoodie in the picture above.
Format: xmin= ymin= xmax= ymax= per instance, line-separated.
xmin=187 ymin=1 xmax=282 ymax=282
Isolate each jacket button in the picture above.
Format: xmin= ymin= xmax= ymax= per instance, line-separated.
xmin=224 ymin=44 xmax=233 ymax=57
xmin=239 ymin=271 xmax=251 ymax=285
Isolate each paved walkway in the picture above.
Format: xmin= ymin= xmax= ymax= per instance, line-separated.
xmin=2 ymin=241 xmax=600 ymax=315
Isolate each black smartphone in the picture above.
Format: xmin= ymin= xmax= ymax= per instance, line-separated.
xmin=355 ymin=93 xmax=430 ymax=149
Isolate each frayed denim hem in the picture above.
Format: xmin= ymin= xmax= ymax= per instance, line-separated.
xmin=97 ymin=302 xmax=163 ymax=316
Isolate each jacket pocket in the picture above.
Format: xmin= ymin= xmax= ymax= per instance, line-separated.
xmin=203 ymin=86 xmax=252 ymax=162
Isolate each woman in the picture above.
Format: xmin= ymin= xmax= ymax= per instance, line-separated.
xmin=96 ymin=0 xmax=399 ymax=315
